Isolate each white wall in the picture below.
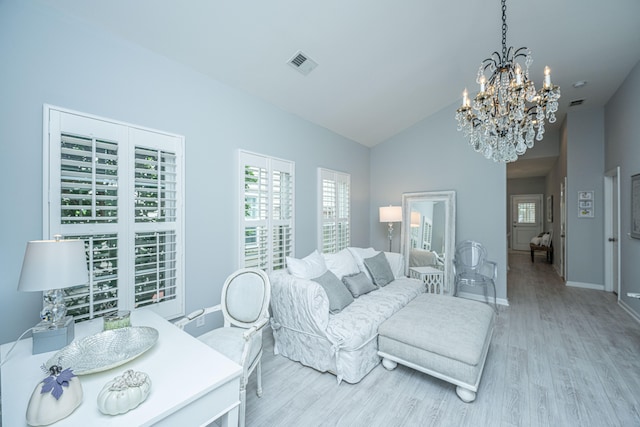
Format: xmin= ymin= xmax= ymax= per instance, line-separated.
xmin=370 ymin=103 xmax=508 ymax=302
xmin=605 ymin=59 xmax=640 ymax=314
xmin=0 ymin=1 xmax=370 ymax=344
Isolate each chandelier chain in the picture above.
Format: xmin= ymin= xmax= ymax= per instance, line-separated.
xmin=501 ymin=0 xmax=507 ymax=58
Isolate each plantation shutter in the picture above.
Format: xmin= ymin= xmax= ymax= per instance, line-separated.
xmin=239 ymin=151 xmax=294 ymax=271
xmin=132 ymin=128 xmax=180 ymax=313
xmin=271 ymin=159 xmax=294 ymax=271
xmin=46 ymin=106 xmax=184 ymax=321
xmin=319 ymin=168 xmax=350 ymax=253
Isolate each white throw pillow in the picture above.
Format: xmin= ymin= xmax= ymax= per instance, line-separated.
xmin=286 ymin=250 xmax=327 ymax=279
xmin=347 ymin=247 xmax=379 ymax=281
xmin=384 ymin=251 xmax=405 ymax=279
xmin=530 ymin=236 xmax=542 ymax=245
xmin=541 ymin=233 xmax=551 ymax=246
xmin=323 ymin=248 xmax=360 ymax=280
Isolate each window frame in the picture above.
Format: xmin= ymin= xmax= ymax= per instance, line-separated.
xmin=43 ymin=104 xmax=185 ymax=321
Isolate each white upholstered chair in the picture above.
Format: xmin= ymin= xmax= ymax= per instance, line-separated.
xmin=175 ymin=268 xmax=271 ymax=427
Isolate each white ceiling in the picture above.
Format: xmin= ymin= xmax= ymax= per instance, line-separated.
xmin=45 ymin=0 xmax=640 ymax=167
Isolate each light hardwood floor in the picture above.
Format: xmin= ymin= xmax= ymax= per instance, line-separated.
xmin=246 ymin=252 xmax=640 ymax=427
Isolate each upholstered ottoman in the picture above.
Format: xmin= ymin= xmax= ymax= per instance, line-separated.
xmin=377 ymin=293 xmax=494 ymax=402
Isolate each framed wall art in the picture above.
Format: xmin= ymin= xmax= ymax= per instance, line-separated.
xmin=578 ymin=191 xmax=594 ymax=218
xmin=632 ymin=174 xmax=640 ymax=239
xmin=546 ymin=195 xmax=553 ymax=223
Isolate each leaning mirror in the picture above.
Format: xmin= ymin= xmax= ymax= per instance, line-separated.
xmin=401 ymin=191 xmax=456 ymax=294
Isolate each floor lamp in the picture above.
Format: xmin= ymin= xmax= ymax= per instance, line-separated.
xmin=379 ymin=206 xmax=402 ymax=252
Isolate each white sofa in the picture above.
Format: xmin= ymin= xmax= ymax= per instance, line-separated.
xmin=269 ymin=247 xmax=425 ymax=384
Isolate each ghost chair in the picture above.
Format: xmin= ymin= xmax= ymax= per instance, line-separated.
xmin=453 ymin=240 xmax=498 ymax=313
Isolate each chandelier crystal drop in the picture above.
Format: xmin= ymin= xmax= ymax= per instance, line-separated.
xmin=455 ymin=0 xmax=561 ymax=163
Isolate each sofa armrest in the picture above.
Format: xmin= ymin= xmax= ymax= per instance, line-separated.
xmin=269 ymin=270 xmax=331 ymax=338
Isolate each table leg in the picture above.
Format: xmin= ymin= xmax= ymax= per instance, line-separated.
xmin=220 ymin=406 xmax=239 ymax=427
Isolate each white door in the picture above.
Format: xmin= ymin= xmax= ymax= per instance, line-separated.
xmin=511 ymin=194 xmax=543 ymax=251
xmin=604 ymin=167 xmax=621 ymax=296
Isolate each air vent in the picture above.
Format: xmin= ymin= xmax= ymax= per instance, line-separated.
xmin=569 ymin=99 xmax=585 ymax=107
xmin=287 ymin=51 xmax=318 ymax=76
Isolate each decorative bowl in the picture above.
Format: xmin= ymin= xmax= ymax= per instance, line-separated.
xmin=45 ymin=326 xmax=159 ymax=375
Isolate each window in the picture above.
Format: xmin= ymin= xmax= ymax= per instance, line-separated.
xmin=422 ymin=218 xmax=433 ymax=250
xmin=239 ymin=150 xmax=294 ymax=271
xmin=517 ymin=202 xmax=536 ymax=223
xmin=318 ymin=168 xmax=350 ymax=253
xmin=45 ymin=106 xmax=184 ymax=322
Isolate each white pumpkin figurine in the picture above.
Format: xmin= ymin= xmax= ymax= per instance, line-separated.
xmin=97 ymin=369 xmax=151 ymax=415
xmin=26 ymin=365 xmax=83 ymax=426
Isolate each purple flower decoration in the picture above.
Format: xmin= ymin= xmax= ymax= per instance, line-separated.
xmin=41 ymin=366 xmax=76 ymax=400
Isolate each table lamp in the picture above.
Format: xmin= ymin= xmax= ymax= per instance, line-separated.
xmin=379 ymin=205 xmax=402 ymax=252
xmin=410 ymin=211 xmax=421 ymax=227
xmin=18 ymin=235 xmax=89 ymax=354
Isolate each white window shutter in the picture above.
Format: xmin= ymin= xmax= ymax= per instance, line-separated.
xmin=45 ymin=106 xmax=184 ymax=322
xmin=318 ymin=168 xmax=350 ymax=253
xmin=239 ymin=151 xmax=294 ymax=271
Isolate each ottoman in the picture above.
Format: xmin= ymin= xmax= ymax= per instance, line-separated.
xmin=377 ymin=293 xmax=494 ymax=402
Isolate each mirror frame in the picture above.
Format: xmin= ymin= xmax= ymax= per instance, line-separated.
xmin=401 ymin=191 xmax=456 ymax=293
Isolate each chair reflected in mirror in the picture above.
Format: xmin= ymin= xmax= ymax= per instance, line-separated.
xmin=175 ymin=268 xmax=271 ymax=427
xmin=453 ymin=240 xmax=498 ymax=313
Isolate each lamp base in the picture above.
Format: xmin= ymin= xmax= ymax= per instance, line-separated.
xmin=32 ymin=316 xmax=75 ymax=354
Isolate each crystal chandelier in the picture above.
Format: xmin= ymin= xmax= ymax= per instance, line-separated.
xmin=455 ymin=0 xmax=561 ymax=163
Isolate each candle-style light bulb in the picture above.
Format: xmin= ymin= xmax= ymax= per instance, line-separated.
xmin=515 ymin=64 xmax=522 ymax=85
xmin=462 ymin=89 xmax=470 ymax=107
xmin=479 ymin=75 xmax=486 ymax=93
xmin=544 ymin=66 xmax=551 ymax=88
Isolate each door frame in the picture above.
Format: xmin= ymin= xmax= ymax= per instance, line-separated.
xmin=510 ymin=194 xmax=544 ymax=251
xmin=604 ymin=167 xmax=621 ymax=296
xmin=560 ymin=177 xmax=567 ymax=280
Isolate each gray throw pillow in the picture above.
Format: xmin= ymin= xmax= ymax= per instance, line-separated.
xmin=363 ymin=251 xmax=395 ymax=287
xmin=342 ymin=272 xmax=377 ymax=298
xmin=312 ymin=270 xmax=354 ymax=313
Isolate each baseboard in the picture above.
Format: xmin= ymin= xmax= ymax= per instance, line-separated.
xmin=565 ymin=281 xmax=605 ymax=291
xmin=618 ymin=299 xmax=640 ymax=325
xmin=457 ymin=291 xmax=509 ymax=307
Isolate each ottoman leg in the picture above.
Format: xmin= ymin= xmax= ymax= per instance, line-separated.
xmin=456 ymin=386 xmax=476 ymax=403
xmin=381 ymin=358 xmax=398 ymax=370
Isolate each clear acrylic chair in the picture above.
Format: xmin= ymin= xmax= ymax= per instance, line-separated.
xmin=175 ymin=268 xmax=271 ymax=427
xmin=453 ymin=240 xmax=498 ymax=313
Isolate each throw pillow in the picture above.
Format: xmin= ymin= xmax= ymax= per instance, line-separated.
xmin=541 ymin=232 xmax=551 ymax=246
xmin=311 ymin=270 xmax=354 ymax=314
xmin=286 ymin=250 xmax=327 ymax=279
xmin=384 ymin=251 xmax=405 ymax=279
xmin=342 ymin=272 xmax=377 ymax=298
xmin=363 ymin=251 xmax=395 ymax=287
xmin=323 ymin=248 xmax=360 ymax=280
xmin=347 ymin=247 xmax=378 ymax=281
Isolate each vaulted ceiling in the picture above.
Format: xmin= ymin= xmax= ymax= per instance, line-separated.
xmin=46 ymin=1 xmax=640 ymax=166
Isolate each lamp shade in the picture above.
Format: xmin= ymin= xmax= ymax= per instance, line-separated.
xmin=410 ymin=211 xmax=421 ymax=227
xmin=379 ymin=206 xmax=402 ymax=223
xmin=18 ymin=239 xmax=89 ymax=292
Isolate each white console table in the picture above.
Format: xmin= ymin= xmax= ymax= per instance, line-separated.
xmin=409 ymin=266 xmax=445 ymax=294
xmin=1 ymin=309 xmax=242 ymax=427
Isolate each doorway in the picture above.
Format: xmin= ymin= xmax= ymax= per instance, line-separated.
xmin=510 ymin=194 xmax=543 ymax=251
xmin=604 ymin=167 xmax=621 ymax=297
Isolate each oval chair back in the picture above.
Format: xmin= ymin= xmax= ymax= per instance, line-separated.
xmin=221 ymin=268 xmax=271 ymax=328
